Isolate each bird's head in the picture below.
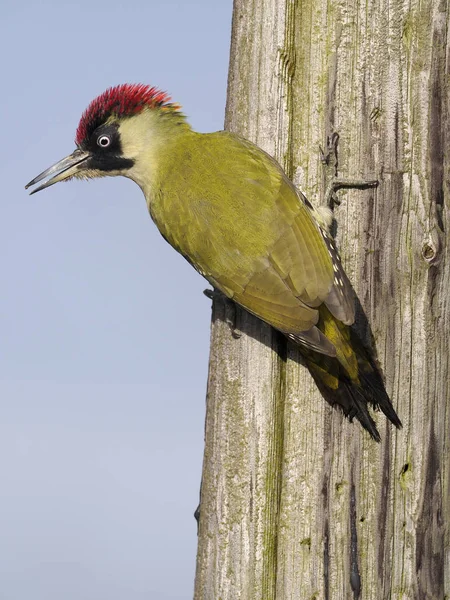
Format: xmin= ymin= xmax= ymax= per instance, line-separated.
xmin=26 ymin=83 xmax=186 ymax=194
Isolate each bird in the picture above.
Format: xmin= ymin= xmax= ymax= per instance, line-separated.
xmin=26 ymin=83 xmax=401 ymax=440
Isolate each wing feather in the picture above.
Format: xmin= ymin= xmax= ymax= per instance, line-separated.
xmin=154 ymin=131 xmax=354 ymax=354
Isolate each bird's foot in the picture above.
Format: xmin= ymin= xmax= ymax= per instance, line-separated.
xmin=203 ymin=288 xmax=217 ymax=300
xmin=320 ymin=132 xmax=378 ymax=210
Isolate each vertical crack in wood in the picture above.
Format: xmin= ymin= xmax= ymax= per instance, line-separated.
xmin=429 ymin=9 xmax=447 ymax=235
xmin=378 ymin=427 xmax=392 ymax=597
xmin=349 ymin=480 xmax=361 ymax=598
xmin=323 ymin=481 xmax=330 ymax=600
xmin=322 ymin=427 xmax=332 ymax=600
xmin=415 ymin=415 xmax=445 ymax=598
xmin=278 ymin=0 xmax=296 ymax=179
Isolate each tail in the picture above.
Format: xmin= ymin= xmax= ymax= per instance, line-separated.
xmin=300 ymin=307 xmax=402 ymax=441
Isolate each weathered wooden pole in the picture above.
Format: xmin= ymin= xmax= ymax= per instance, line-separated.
xmin=194 ymin=0 xmax=450 ymax=598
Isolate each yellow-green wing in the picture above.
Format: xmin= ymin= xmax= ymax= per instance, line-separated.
xmin=152 ymin=131 xmax=354 ymax=355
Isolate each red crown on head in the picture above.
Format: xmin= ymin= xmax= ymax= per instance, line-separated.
xmin=75 ymin=83 xmax=173 ymax=146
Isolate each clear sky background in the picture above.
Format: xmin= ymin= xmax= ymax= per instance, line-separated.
xmin=1 ymin=1 xmax=232 ymax=598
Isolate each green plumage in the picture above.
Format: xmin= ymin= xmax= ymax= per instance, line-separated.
xmin=149 ymin=130 xmax=350 ymax=353
xmin=26 ymin=87 xmax=401 ymax=439
xmin=144 ymin=125 xmax=401 ymax=439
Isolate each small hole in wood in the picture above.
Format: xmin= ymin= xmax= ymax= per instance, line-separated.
xmin=422 ymin=243 xmax=436 ymax=261
xmin=400 ymin=463 xmax=410 ymax=476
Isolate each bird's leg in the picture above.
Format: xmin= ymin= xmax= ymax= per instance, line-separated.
xmin=203 ymin=288 xmax=242 ymax=339
xmin=320 ymin=132 xmax=378 ymax=210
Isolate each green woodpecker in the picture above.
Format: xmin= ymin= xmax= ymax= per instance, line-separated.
xmin=26 ymin=83 xmax=401 ymax=440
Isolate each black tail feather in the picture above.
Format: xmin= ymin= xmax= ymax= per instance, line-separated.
xmin=304 ymin=346 xmax=401 ymax=441
xmin=357 ymin=355 xmax=402 ymax=429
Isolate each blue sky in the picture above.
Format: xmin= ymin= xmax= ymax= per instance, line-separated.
xmin=1 ymin=1 xmax=232 ymax=598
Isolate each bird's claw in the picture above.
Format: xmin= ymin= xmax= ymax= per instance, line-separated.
xmin=203 ymin=288 xmax=215 ymax=300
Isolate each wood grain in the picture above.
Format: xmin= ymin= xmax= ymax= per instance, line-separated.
xmin=194 ymin=0 xmax=450 ymax=597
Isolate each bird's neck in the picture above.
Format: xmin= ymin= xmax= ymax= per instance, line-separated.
xmin=120 ymin=108 xmax=194 ymax=195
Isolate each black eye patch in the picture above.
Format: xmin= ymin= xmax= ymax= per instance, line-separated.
xmin=87 ymin=154 xmax=135 ymax=172
xmin=84 ymin=123 xmax=122 ymax=154
xmin=83 ymin=122 xmax=135 ymax=172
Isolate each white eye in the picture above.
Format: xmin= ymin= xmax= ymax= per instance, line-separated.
xmin=97 ymin=135 xmax=111 ymax=148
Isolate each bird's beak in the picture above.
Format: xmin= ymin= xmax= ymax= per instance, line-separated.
xmin=25 ymin=148 xmax=90 ymax=195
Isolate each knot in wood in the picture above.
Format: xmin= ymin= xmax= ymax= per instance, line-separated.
xmin=422 ymin=242 xmax=436 ymax=261
xmin=421 ymin=238 xmax=441 ymax=265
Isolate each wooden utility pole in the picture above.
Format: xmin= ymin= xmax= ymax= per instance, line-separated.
xmin=194 ymin=0 xmax=450 ymax=598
